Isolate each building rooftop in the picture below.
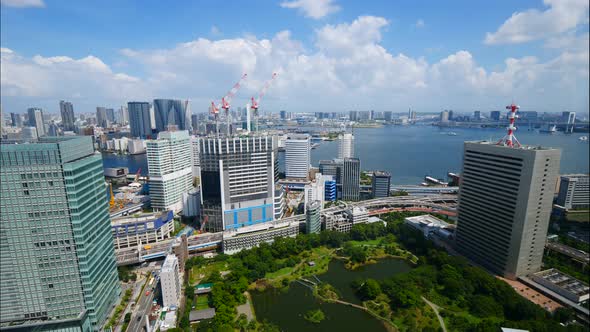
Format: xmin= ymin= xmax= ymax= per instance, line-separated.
xmin=465 ymin=140 xmax=558 ymax=151
xmin=533 ymin=269 xmax=589 ymax=297
xmin=405 ymin=214 xmax=450 ymax=229
xmin=161 ymin=254 xmax=178 ymax=273
xmin=189 ymin=308 xmax=216 ymax=321
xmin=111 ymin=210 xmax=173 ymax=227
xmin=373 ymin=171 xmax=391 ymax=177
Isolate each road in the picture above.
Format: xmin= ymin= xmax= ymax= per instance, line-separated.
xmin=127 ymin=278 xmax=156 ymax=332
xmin=545 ymin=242 xmax=589 ymax=264
xmin=422 ymin=296 xmax=447 ymax=332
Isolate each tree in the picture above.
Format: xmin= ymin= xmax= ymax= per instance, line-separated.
xmin=358 ymin=279 xmax=382 ymax=300
xmin=553 ymin=307 xmax=574 ymax=323
xmin=469 ymin=295 xmax=504 ymax=318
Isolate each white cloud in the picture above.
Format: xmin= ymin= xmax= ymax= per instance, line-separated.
xmin=485 ymin=0 xmax=589 ymax=45
xmin=280 ymin=0 xmax=339 ymax=19
xmin=210 ymin=26 xmax=222 ymax=37
xmin=415 ymin=19 xmax=425 ymax=28
xmin=1 ymin=15 xmax=588 ymax=113
xmin=1 ymin=0 xmax=44 ymax=8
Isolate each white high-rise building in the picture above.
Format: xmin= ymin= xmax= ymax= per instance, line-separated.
xmin=160 ymin=255 xmax=181 ymax=308
xmin=147 ymin=130 xmax=193 ymax=212
xmin=338 ymin=133 xmax=354 ymax=159
xmin=305 ymin=173 xmax=325 ymax=211
xmin=190 ymin=136 xmax=201 ymax=178
xmin=285 ymin=134 xmax=310 ymax=179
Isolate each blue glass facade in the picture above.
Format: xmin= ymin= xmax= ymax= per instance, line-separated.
xmin=153 ymin=99 xmax=188 ymax=132
xmin=325 ymin=180 xmax=337 ymax=201
xmin=223 ymin=204 xmax=274 ymax=230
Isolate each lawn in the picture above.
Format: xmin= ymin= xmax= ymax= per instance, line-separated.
xmin=567 ymin=212 xmax=590 ymax=223
xmin=195 ymin=294 xmax=210 ymax=310
xmin=190 ymin=261 xmax=229 ymax=285
xmin=265 ymin=266 xmax=294 ymax=279
xmin=348 ymin=239 xmax=382 ymax=247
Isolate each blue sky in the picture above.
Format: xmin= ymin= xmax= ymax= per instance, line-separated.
xmin=1 ymin=0 xmax=588 ymax=114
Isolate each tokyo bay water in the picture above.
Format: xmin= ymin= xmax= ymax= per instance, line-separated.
xmin=102 ymin=125 xmax=589 ymax=185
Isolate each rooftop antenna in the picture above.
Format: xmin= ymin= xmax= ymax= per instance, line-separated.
xmin=496 ymin=102 xmax=521 ymax=147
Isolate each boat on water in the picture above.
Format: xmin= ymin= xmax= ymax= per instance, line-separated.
xmin=579 ymin=136 xmax=588 ymax=141
xmin=540 ymin=125 xmax=557 ymax=134
xmin=447 ymin=132 xmax=458 ymax=136
xmin=311 ymin=143 xmax=320 ymax=149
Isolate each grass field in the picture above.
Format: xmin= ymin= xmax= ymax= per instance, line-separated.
xmin=348 ymin=239 xmax=382 ymax=247
xmin=567 ymin=212 xmax=590 ymax=223
xmin=195 ymin=294 xmax=210 ymax=310
xmin=265 ymin=266 xmax=294 ymax=279
xmin=190 ymin=261 xmax=229 ymax=285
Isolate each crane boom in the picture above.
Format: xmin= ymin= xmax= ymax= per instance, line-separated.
xmin=251 ymin=73 xmax=278 ymax=110
xmin=221 ymin=73 xmax=248 ymax=110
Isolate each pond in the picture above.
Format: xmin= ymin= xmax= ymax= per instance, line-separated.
xmin=251 ymin=258 xmax=412 ymax=332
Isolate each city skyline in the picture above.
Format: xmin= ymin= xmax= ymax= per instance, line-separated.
xmin=1 ymin=0 xmax=588 ymax=114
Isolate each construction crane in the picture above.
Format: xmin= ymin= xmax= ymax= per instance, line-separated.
xmin=497 ymin=103 xmax=521 ymax=147
xmin=248 ymin=73 xmax=277 ymax=133
xmin=109 ymin=183 xmax=115 ymax=209
xmin=210 ymin=74 xmax=247 ymax=137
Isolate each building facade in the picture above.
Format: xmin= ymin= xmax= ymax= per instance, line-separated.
xmin=128 ymin=102 xmax=153 ymax=138
xmin=27 ymin=107 xmax=45 ymax=137
xmin=111 ymin=211 xmax=175 ymax=250
xmin=338 ymin=133 xmax=354 ymax=159
xmin=222 ymin=220 xmax=299 ymax=255
xmin=199 ymin=136 xmax=280 ymax=232
xmin=455 ymin=141 xmax=561 ymax=279
xmin=147 ymin=131 xmax=193 ymax=212
xmin=153 ymin=99 xmax=188 ymax=132
xmin=96 ymin=107 xmax=108 ymax=128
xmin=372 ymin=171 xmax=391 ymax=198
xmin=160 ymin=255 xmax=181 ymax=308
xmin=306 ymin=201 xmax=322 ymax=234
xmin=556 ymin=174 xmax=589 ymax=210
xmin=59 ymin=101 xmax=76 ymax=131
xmin=285 ymin=134 xmax=310 ymax=179
xmin=0 ymin=136 xmax=120 ymax=331
xmin=342 ymin=158 xmax=360 ymax=201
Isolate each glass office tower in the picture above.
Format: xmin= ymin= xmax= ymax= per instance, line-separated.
xmin=0 ymin=136 xmax=120 ymax=331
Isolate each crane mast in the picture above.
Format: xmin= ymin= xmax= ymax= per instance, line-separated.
xmin=249 ymin=73 xmax=277 ymax=133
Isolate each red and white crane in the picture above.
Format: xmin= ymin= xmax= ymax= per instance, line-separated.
xmin=248 ymin=72 xmax=278 ymax=133
xmin=497 ymin=102 xmax=521 ymax=147
xmin=210 ymin=73 xmax=247 ymax=137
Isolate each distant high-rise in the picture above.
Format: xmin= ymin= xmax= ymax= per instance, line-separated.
xmin=10 ymin=112 xmax=22 ymax=127
xmin=147 ymin=130 xmax=193 ymax=212
xmin=384 ymin=111 xmax=393 ymax=122
xmin=280 ymin=110 xmax=287 ymax=120
xmin=47 ymin=122 xmax=59 ymax=136
xmin=306 ymin=201 xmax=322 ymax=234
xmin=128 ymin=102 xmax=153 ymax=138
xmin=106 ymin=108 xmax=115 ymax=124
xmin=473 ymin=111 xmax=481 ymax=121
xmin=372 ymin=171 xmax=391 ymax=198
xmin=21 ymin=127 xmax=38 ymax=141
xmin=191 ymin=114 xmax=199 ymax=134
xmin=342 ymin=158 xmax=360 ymax=201
xmin=27 ymin=107 xmax=45 ymax=137
xmin=338 ymin=133 xmax=354 ymax=159
xmin=349 ymin=111 xmax=358 ymax=122
xmin=285 ymin=134 xmax=310 ymax=179
xmin=440 ymin=110 xmax=449 ymax=123
xmin=153 ymin=99 xmax=188 ymax=133
xmin=0 ymin=136 xmax=120 ymax=330
xmin=96 ymin=107 xmax=108 ymax=128
xmin=490 ymin=110 xmax=501 ymax=121
xmin=59 ymin=100 xmax=76 ymax=131
xmin=200 ymin=136 xmax=280 ymax=232
xmin=118 ymin=105 xmax=129 ymax=124
xmin=455 ymin=141 xmax=561 ymax=279
xmin=556 ymin=174 xmax=589 ymax=210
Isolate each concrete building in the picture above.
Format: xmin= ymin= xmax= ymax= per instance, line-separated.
xmin=147 ymin=131 xmax=193 ymax=212
xmin=490 ymin=110 xmax=501 ymax=121
xmin=96 ymin=107 xmax=108 ymax=128
xmin=160 ymin=255 xmax=181 ymax=308
xmin=0 ymin=136 xmax=120 ymax=331
xmin=10 ymin=112 xmax=23 ymax=127
xmin=127 ymin=139 xmax=146 ymax=155
xmin=21 ymin=126 xmax=38 ymax=141
xmin=531 ymin=269 xmax=589 ymax=304
xmin=404 ymin=215 xmax=453 ymax=239
xmin=338 ymin=133 xmax=354 ymax=159
xmin=306 ymin=201 xmax=322 ymax=234
xmin=440 ymin=110 xmax=450 ymax=123
xmin=455 ymin=141 xmax=561 ymax=279
xmin=285 ymin=134 xmax=310 ymax=179
xmin=27 ymin=107 xmax=45 ymax=137
xmin=118 ymin=105 xmax=129 ymax=125
xmin=324 ymin=175 xmax=337 ymax=201
xmin=182 ymin=189 xmax=201 ymax=218
xmin=128 ymin=102 xmax=153 ymax=138
xmin=190 ymin=136 xmax=201 ymax=178
xmin=200 ymin=136 xmax=280 ymax=232
xmin=154 ymin=99 xmax=188 ymax=133
xmin=304 ymin=173 xmax=325 ymax=210
xmin=372 ymin=171 xmax=391 ymax=198
xmin=111 ymin=211 xmax=175 ymax=249
xmin=342 ymin=158 xmax=360 ymax=201
xmin=59 ymin=101 xmax=76 ymax=131
xmin=222 ymin=220 xmax=299 ymax=254
xmin=556 ymin=174 xmax=589 ymax=210
xmin=345 ymin=206 xmax=369 ymax=224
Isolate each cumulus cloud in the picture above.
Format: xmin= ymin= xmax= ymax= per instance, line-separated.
xmin=280 ymin=0 xmax=339 ymax=19
xmin=1 ymin=0 xmax=44 ymax=7
xmin=415 ymin=19 xmax=425 ymax=28
xmin=485 ymin=0 xmax=589 ymax=44
xmin=1 ymin=15 xmax=588 ymax=113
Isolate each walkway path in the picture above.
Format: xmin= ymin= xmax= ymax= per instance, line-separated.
xmin=422 ymin=296 xmax=447 ymax=332
xmin=236 ymin=292 xmax=255 ymax=321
